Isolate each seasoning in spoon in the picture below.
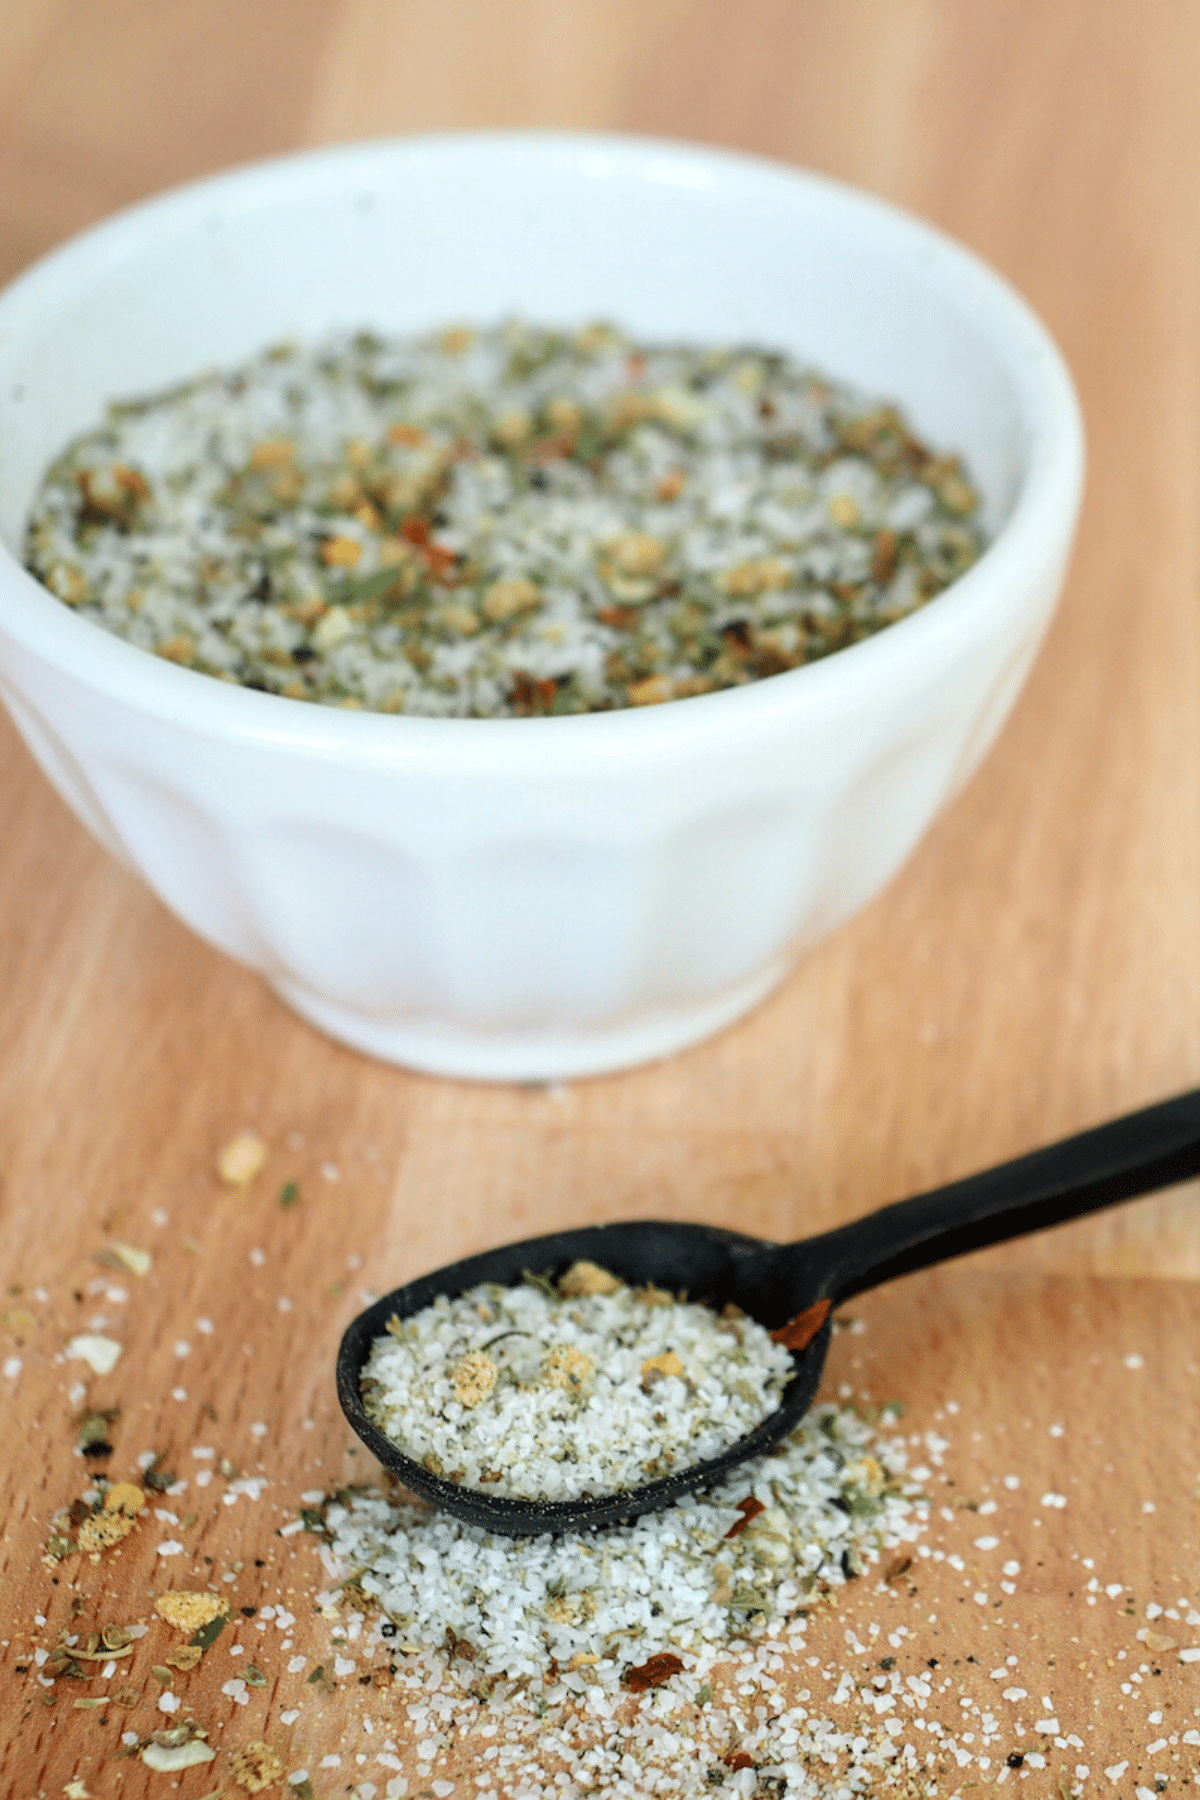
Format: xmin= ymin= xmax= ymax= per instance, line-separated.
xmin=359 ymin=1262 xmax=793 ymax=1502
xmin=26 ymin=319 xmax=986 ymax=716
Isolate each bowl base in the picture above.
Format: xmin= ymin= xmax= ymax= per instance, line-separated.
xmin=270 ymin=956 xmax=792 ymax=1083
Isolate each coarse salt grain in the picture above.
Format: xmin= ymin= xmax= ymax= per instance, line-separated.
xmin=226 ymin=1476 xmax=268 ymax=1501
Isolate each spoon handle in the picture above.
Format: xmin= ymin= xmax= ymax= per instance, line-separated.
xmin=793 ymin=1086 xmax=1200 ymax=1304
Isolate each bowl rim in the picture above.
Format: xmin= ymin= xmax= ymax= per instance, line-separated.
xmin=0 ymin=129 xmax=1085 ymax=763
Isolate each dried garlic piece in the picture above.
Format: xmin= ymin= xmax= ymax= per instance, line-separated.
xmin=142 ymin=1739 xmax=216 ymax=1771
xmin=641 ymin=1350 xmax=685 ymax=1389
xmin=557 ymin=1260 xmax=623 ymax=1298
xmin=229 ymin=1740 xmax=286 ymax=1793
xmin=542 ymin=1345 xmax=593 ymax=1396
xmin=450 ymin=1350 xmax=497 ymax=1409
xmin=64 ymin=1333 xmax=123 ymax=1375
xmin=154 ymin=1591 xmax=228 ymax=1634
xmin=216 ymin=1130 xmax=267 ymax=1189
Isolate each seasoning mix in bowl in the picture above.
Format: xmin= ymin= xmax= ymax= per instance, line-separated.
xmin=0 ymin=133 xmax=1083 ymax=1078
xmin=26 ymin=321 xmax=985 ymax=718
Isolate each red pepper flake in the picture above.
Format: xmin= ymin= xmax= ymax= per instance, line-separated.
xmin=421 ymin=541 xmax=458 ymax=578
xmin=526 ymin=432 xmax=577 ymax=464
xmin=622 ymin=1651 xmax=684 ymax=1692
xmin=723 ymin=1752 xmax=754 ymax=1771
xmin=398 ymin=514 xmax=457 ymax=578
xmin=723 ymin=1495 xmax=766 ymax=1539
xmin=511 ymin=671 xmax=559 ymax=715
xmin=769 ymin=1298 xmax=832 ymax=1352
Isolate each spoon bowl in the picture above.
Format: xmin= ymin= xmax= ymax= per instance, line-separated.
xmin=337 ymin=1219 xmax=833 ymax=1537
xmin=337 ymin=1086 xmax=1200 ymax=1536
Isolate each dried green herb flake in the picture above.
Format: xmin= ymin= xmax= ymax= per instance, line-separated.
xmin=190 ymin=1613 xmax=227 ymax=1651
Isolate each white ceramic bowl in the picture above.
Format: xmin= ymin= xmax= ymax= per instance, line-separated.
xmin=0 ymin=134 xmax=1083 ymax=1080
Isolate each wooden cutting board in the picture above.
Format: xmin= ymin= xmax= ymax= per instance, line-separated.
xmin=4 ymin=1252 xmax=1199 ymax=1796
xmin=3 ymin=2 xmax=1200 ymax=1795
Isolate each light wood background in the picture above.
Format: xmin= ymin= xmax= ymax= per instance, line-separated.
xmin=2 ymin=4 xmax=1199 ymax=1794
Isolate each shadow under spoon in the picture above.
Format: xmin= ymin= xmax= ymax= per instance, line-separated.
xmin=337 ymin=1085 xmax=1200 ymax=1537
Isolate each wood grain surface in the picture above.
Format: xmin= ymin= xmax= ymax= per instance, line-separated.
xmin=1 ymin=4 xmax=1198 ymax=1795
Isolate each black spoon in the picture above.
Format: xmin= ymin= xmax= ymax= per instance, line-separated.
xmin=337 ymin=1084 xmax=1200 ymax=1537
